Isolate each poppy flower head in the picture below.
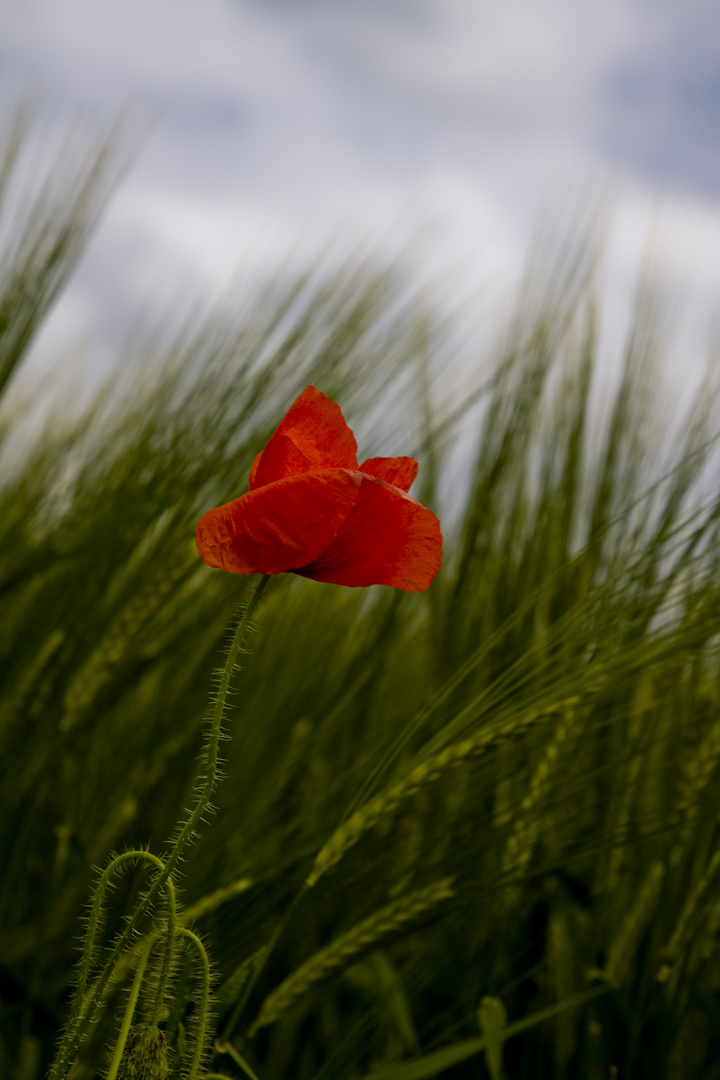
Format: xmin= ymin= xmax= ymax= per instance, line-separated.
xmin=249 ymin=387 xmax=358 ymax=490
xmin=196 ymin=386 xmax=442 ymax=591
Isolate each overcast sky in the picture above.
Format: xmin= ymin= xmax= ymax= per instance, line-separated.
xmin=2 ymin=0 xmax=720 ymax=373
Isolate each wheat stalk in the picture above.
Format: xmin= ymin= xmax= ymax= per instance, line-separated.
xmin=605 ymin=860 xmax=665 ymax=987
xmin=249 ymin=878 xmax=455 ymax=1035
xmin=60 ymin=548 xmax=195 ymax=732
xmin=502 ymin=703 xmax=581 ymax=884
xmin=658 ymin=843 xmax=720 ymax=984
xmin=307 ymin=699 xmax=580 ymax=888
xmin=670 ymin=719 xmax=720 ymax=867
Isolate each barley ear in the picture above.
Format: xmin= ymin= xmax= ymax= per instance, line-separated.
xmin=658 ymin=845 xmax=720 ymax=984
xmin=605 ymin=861 xmax=665 ymax=987
xmin=307 ymin=701 xmax=577 ymax=888
xmin=249 ymin=878 xmax=455 ymax=1035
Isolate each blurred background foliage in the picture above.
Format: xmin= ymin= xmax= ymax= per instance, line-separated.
xmin=2 ymin=116 xmax=720 ymax=1080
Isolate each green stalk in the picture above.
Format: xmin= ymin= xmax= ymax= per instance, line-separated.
xmin=215 ymin=1041 xmax=262 ymax=1080
xmin=78 ymin=851 xmax=167 ymax=1002
xmin=105 ymin=935 xmax=159 ymax=1080
xmin=57 ymin=851 xmax=173 ymax=1069
xmin=220 ymin=884 xmax=307 ymax=1044
xmin=176 ymin=928 xmax=211 ymax=1080
xmin=49 ymin=574 xmax=270 ymax=1080
xmin=151 ymin=876 xmax=178 ymax=1025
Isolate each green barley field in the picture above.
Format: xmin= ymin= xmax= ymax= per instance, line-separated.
xmin=3 ymin=118 xmax=720 ymax=1080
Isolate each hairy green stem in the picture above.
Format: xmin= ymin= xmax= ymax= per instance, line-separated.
xmin=78 ymin=851 xmax=167 ymax=1002
xmin=49 ymin=574 xmax=270 ymax=1080
xmin=105 ymin=935 xmax=160 ymax=1080
xmin=177 ymin=928 xmax=211 ymax=1080
xmin=58 ymin=850 xmax=173 ymax=1068
xmin=151 ymin=874 xmax=178 ymax=1026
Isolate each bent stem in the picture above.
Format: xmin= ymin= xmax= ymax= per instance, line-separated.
xmin=78 ymin=851 xmax=169 ymax=1003
xmin=50 ymin=574 xmax=271 ymax=1080
xmin=176 ymin=928 xmax=212 ymax=1080
xmin=57 ymin=851 xmax=175 ymax=1075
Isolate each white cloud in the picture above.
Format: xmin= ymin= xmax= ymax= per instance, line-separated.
xmin=1 ymin=0 xmax=719 ymax=377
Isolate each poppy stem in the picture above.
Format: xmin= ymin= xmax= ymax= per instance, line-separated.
xmin=104 ymin=934 xmax=161 ymax=1080
xmin=49 ymin=574 xmax=271 ymax=1080
xmin=176 ymin=928 xmax=212 ymax=1080
xmin=167 ymin=572 xmax=271 ymax=874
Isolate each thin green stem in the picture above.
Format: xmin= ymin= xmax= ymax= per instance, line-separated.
xmin=177 ymin=928 xmax=211 ymax=1080
xmin=215 ymin=1040 xmax=262 ymax=1080
xmin=105 ymin=935 xmax=159 ymax=1080
xmin=169 ymin=576 xmax=270 ymax=874
xmin=59 ymin=850 xmax=169 ymax=1064
xmin=78 ymin=851 xmax=166 ymax=1001
xmin=151 ymin=877 xmax=178 ymax=1025
xmin=221 ymin=884 xmax=307 ymax=1044
xmin=49 ymin=574 xmax=270 ymax=1080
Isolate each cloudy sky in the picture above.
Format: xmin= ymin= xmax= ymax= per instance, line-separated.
xmin=2 ymin=0 xmax=720 ymax=369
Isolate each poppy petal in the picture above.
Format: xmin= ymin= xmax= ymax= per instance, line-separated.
xmin=196 ymin=469 xmax=362 ymax=575
xmin=359 ymin=456 xmax=418 ymax=493
xmin=295 ymin=474 xmax=442 ymax=591
xmin=250 ymin=386 xmax=358 ymax=490
xmin=248 ymin=451 xmax=263 ymax=489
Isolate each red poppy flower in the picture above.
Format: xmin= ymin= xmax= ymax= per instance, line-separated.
xmin=196 ymin=386 xmax=442 ymax=591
